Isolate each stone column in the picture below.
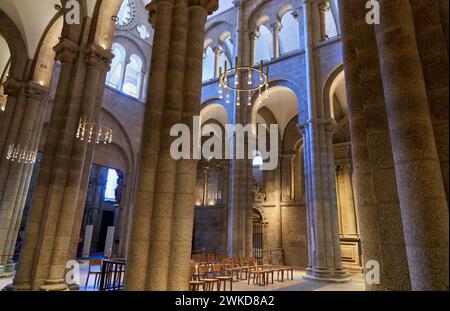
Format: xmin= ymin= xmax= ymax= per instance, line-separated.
xmin=0 ymin=79 xmax=23 ymax=156
xmin=409 ymin=0 xmax=449 ymax=202
xmin=2 ymin=90 xmax=48 ymax=275
xmin=0 ymin=82 xmax=48 ymax=275
xmin=213 ymin=46 xmax=224 ymax=78
xmin=438 ymin=0 xmax=449 ymax=52
xmin=248 ymin=31 xmax=259 ymax=65
xmin=219 ymin=162 xmax=230 ymax=256
xmin=202 ymin=167 xmax=209 ymax=205
xmin=344 ymin=0 xmax=412 ymax=290
xmin=318 ymin=1 xmax=330 ymax=41
xmin=301 ymin=0 xmax=347 ymax=281
xmin=137 ymin=71 xmax=146 ymax=100
xmin=339 ymin=0 xmax=381 ymax=290
xmin=335 ymin=165 xmax=357 ymax=235
xmin=45 ymin=45 xmax=111 ymax=291
xmin=141 ymin=0 xmax=189 ymax=291
xmin=296 ymin=6 xmax=306 ymax=51
xmin=374 ymin=0 xmax=449 ymax=291
xmin=270 ymin=21 xmax=282 ymax=58
xmin=167 ymin=1 xmax=217 ymax=290
xmin=124 ymin=0 xmax=176 ymax=291
xmin=10 ymin=40 xmax=78 ymax=291
xmin=119 ymin=59 xmax=130 ymax=91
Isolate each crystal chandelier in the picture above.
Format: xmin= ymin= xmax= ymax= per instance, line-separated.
xmin=218 ymin=59 xmax=270 ymax=106
xmin=76 ymin=116 xmax=113 ymax=144
xmin=6 ymin=144 xmax=38 ymax=164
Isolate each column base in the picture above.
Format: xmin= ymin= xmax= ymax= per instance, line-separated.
xmin=0 ymin=271 xmax=15 ymax=279
xmin=2 ymin=282 xmax=32 ymax=291
xmin=5 ymin=261 xmax=16 ymax=273
xmin=40 ymin=279 xmax=70 ymax=291
xmin=303 ymin=267 xmax=351 ymax=283
xmin=68 ymin=283 xmax=80 ymax=291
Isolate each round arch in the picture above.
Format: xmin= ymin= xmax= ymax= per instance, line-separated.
xmin=0 ymin=9 xmax=28 ymax=80
xmin=322 ymin=63 xmax=345 ymax=120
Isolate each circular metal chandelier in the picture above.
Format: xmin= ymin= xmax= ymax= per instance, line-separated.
xmin=218 ymin=59 xmax=270 ymax=106
xmin=76 ymin=116 xmax=113 ymax=144
xmin=6 ymin=144 xmax=38 ymax=164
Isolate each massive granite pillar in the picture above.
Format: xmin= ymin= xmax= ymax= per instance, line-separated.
xmin=38 ymin=44 xmax=112 ymax=291
xmin=0 ymin=79 xmax=23 ymax=157
xmin=374 ymin=0 xmax=448 ymax=291
xmin=409 ymin=0 xmax=449 ymax=202
xmin=9 ymin=36 xmax=113 ymax=290
xmin=1 ymin=85 xmax=48 ymax=276
xmin=0 ymin=82 xmax=48 ymax=276
xmin=125 ymin=0 xmax=218 ymax=291
xmin=339 ymin=0 xmax=412 ymax=290
xmin=300 ymin=0 xmax=347 ymax=281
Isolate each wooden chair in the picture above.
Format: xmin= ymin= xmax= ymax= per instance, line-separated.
xmin=266 ymin=258 xmax=284 ymax=282
xmin=198 ymin=264 xmax=219 ymax=291
xmin=238 ymin=258 xmax=251 ymax=280
xmin=189 ymin=281 xmax=205 ymax=291
xmin=190 ymin=260 xmax=199 ymax=280
xmin=247 ymin=265 xmax=267 ymax=286
xmin=85 ymin=259 xmax=102 ymax=288
xmin=211 ymin=263 xmax=233 ymax=291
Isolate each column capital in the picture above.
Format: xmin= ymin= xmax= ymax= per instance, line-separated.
xmin=25 ymin=81 xmax=49 ymax=102
xmin=249 ymin=30 xmax=261 ymax=41
xmin=270 ymin=21 xmax=283 ymax=33
xmin=54 ymin=39 xmax=79 ymax=64
xmin=2 ymin=78 xmax=23 ymax=98
xmin=212 ymin=45 xmax=224 ymax=56
xmin=84 ymin=44 xmax=114 ymax=69
xmin=185 ymin=0 xmax=219 ymax=15
xmin=145 ymin=2 xmax=158 ymax=28
xmin=318 ymin=1 xmax=330 ymax=12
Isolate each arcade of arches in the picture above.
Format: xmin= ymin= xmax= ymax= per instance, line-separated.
xmin=0 ymin=0 xmax=448 ymax=291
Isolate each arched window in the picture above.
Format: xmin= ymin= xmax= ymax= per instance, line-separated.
xmin=279 ymin=12 xmax=299 ymax=55
xmin=224 ymin=37 xmax=234 ymax=59
xmin=253 ymin=151 xmax=263 ymax=167
xmin=104 ymin=169 xmax=119 ymax=202
xmin=252 ymin=150 xmax=263 ymax=186
xmin=255 ymin=25 xmax=273 ymax=64
xmin=123 ymin=54 xmax=143 ymax=98
xmin=202 ymin=46 xmax=215 ymax=81
xmin=117 ymin=0 xmax=132 ymax=26
xmin=325 ymin=9 xmax=338 ymax=38
xmin=106 ymin=43 xmax=126 ymax=89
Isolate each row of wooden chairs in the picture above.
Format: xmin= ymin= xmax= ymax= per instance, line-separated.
xmin=189 ymin=258 xmax=295 ymax=290
xmin=189 ymin=262 xmax=233 ymax=291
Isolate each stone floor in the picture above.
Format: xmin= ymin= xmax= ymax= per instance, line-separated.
xmin=0 ymin=261 xmax=365 ymax=291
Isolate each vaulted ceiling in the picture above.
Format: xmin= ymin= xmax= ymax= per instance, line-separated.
xmin=0 ymin=0 xmax=97 ymax=58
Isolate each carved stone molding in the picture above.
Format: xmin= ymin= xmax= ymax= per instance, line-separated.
xmin=84 ymin=44 xmax=114 ymax=69
xmin=318 ymin=1 xmax=330 ymax=12
xmin=54 ymin=39 xmax=79 ymax=64
xmin=2 ymin=78 xmax=23 ymax=98
xmin=25 ymin=81 xmax=49 ymax=102
xmin=212 ymin=46 xmax=224 ymax=56
xmin=270 ymin=21 xmax=283 ymax=34
xmin=146 ymin=0 xmax=218 ymax=24
xmin=145 ymin=2 xmax=158 ymax=28
xmin=186 ymin=0 xmax=219 ymax=15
